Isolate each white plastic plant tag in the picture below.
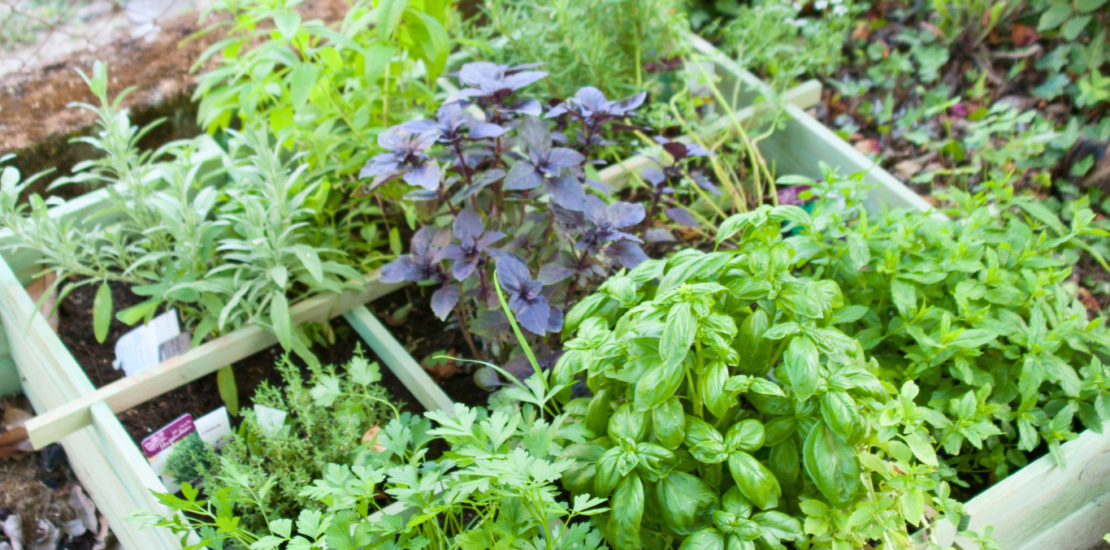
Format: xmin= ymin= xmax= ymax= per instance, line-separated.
xmin=195 ymin=406 xmax=232 ymax=450
xmin=112 ymin=309 xmax=182 ymax=376
xmin=253 ymin=405 xmax=288 ymax=435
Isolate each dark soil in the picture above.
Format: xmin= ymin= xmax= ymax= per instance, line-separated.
xmin=55 ymin=281 xmax=430 ymax=443
xmin=366 ymin=285 xmax=490 ymax=409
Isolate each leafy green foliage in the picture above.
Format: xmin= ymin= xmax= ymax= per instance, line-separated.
xmin=0 ymin=63 xmax=374 ymax=365
xmin=131 ymin=383 xmax=609 ymax=550
xmin=162 ymin=352 xmax=396 ymax=534
xmin=555 ymin=205 xmax=980 ymax=549
xmin=163 ymin=432 xmax=217 ymax=485
xmin=459 ymin=0 xmax=689 ymax=100
xmin=796 ymin=171 xmax=1110 ymax=487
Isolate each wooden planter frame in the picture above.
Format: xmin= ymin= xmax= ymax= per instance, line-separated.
xmin=0 ymin=35 xmax=1019 ymax=550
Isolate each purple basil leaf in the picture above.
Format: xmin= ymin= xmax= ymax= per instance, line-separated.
xmin=495 ymin=255 xmax=531 ymax=293
xmin=360 ymin=153 xmax=400 ymax=178
xmin=645 ymin=228 xmax=677 ymax=242
xmin=380 ymin=256 xmax=418 ymax=283
xmin=519 ymin=116 xmax=552 ymax=152
xmin=641 ymin=167 xmax=666 ymax=186
xmin=538 ymin=262 xmax=576 ymax=284
xmin=690 ymin=171 xmax=721 ymax=195
xmin=665 ymin=206 xmax=700 ymax=228
xmin=575 ymin=87 xmax=607 ymax=112
xmin=403 ymin=159 xmax=440 ymax=190
xmin=583 ymin=196 xmax=608 ymax=227
xmin=607 ymin=241 xmax=648 ymax=268
xmin=468 ymin=123 xmax=505 ymax=139
xmin=504 ymin=70 xmax=548 ymax=90
xmin=615 ymin=91 xmax=647 ymax=113
xmin=516 ymin=297 xmax=551 ymax=335
xmin=608 ymin=201 xmax=646 ymax=228
xmin=454 ymin=208 xmax=485 ymax=242
xmin=585 ymin=179 xmax=613 ymax=193
xmin=452 ymin=258 xmax=479 ymax=281
xmin=501 ymin=99 xmax=542 ymax=116
xmin=435 ymin=244 xmax=467 ymax=262
xmin=431 ymin=284 xmax=460 ymax=320
xmin=546 ymin=148 xmax=586 ymax=168
xmin=546 ymin=306 xmax=564 ymax=332
xmin=476 ymin=231 xmax=506 ymax=250
xmin=504 ymin=162 xmax=543 ymax=190
xmin=547 ymin=176 xmax=587 ymax=211
xmin=508 ymin=62 xmax=545 ymax=72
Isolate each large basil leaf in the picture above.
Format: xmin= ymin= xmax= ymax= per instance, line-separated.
xmin=595 ymin=447 xmax=638 ymax=496
xmin=684 ymin=416 xmax=728 ymax=463
xmin=803 ymin=423 xmax=860 ymax=505
xmin=753 ymin=510 xmax=803 ymax=546
xmin=727 ymin=452 xmax=781 ymax=510
xmin=819 ymin=390 xmax=858 ymax=439
xmin=610 ymin=404 xmax=649 ymax=444
xmin=661 ymin=302 xmax=697 ymax=365
xmin=702 ymin=362 xmax=732 ymax=417
xmin=657 ymin=471 xmax=719 ymax=535
xmin=737 ymin=309 xmax=770 ymax=375
xmin=607 ymin=473 xmax=645 ymax=550
xmin=561 ymin=443 xmax=604 ymax=494
xmin=586 ymin=388 xmax=613 ymax=437
xmin=768 ymin=438 xmax=799 ymax=486
xmin=677 ymin=528 xmax=725 ymax=550
xmin=762 ymin=416 xmax=796 ymax=447
xmin=635 ymin=354 xmax=686 ymax=411
xmin=724 ymin=419 xmax=765 ymax=452
xmin=653 ymin=397 xmax=686 ymax=449
xmin=783 ymin=336 xmax=820 ymax=401
xmin=636 ymin=442 xmax=676 ymax=479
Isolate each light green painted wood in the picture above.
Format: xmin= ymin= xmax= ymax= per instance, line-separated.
xmin=344 ymin=305 xmax=455 ymax=414
xmin=685 ymin=33 xmax=933 ymax=215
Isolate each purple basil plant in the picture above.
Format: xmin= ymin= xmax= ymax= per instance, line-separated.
xmin=366 ymin=61 xmax=653 ymax=360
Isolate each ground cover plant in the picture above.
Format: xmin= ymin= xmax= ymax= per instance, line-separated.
xmin=781 ymin=171 xmax=1110 ymax=498
xmin=161 ymin=352 xmax=398 ymax=534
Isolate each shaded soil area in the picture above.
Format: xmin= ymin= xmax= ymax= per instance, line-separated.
xmin=55 ymin=281 xmax=460 ymax=444
xmin=366 ymin=285 xmax=490 ymax=409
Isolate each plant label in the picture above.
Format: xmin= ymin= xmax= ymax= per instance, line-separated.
xmin=142 ymin=414 xmax=197 ymax=493
xmin=195 ymin=407 xmax=232 ymax=450
xmin=253 ymin=405 xmax=288 ymax=435
xmin=112 ymin=309 xmax=183 ymax=376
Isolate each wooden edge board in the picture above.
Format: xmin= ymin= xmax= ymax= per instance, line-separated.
xmin=594 ymin=79 xmax=823 ymax=192
xmin=25 ymin=274 xmax=406 ymax=448
xmin=343 ymin=305 xmax=455 ymax=414
xmin=916 ymin=423 xmax=1110 ymax=549
xmin=87 ymin=401 xmax=185 ymax=549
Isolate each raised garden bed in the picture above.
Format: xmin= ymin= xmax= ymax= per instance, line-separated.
xmin=0 ymin=35 xmax=959 ymax=550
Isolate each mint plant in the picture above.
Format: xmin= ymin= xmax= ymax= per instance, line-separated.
xmin=554 ymin=205 xmax=981 ymax=549
xmin=797 ymin=170 xmax=1110 ymax=486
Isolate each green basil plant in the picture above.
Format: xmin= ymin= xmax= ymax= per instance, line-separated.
xmin=554 ymin=204 xmax=984 ymax=549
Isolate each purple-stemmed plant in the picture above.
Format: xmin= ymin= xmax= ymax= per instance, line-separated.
xmin=366 ymin=61 xmax=660 ymax=372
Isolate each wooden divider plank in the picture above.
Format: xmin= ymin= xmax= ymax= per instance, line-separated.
xmin=86 ymin=401 xmax=183 ymax=549
xmin=344 ymin=305 xmax=454 ymax=413
xmin=25 ymin=275 xmax=405 ymax=448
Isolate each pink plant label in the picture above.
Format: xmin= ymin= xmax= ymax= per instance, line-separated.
xmin=140 ymin=414 xmax=196 ymax=458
